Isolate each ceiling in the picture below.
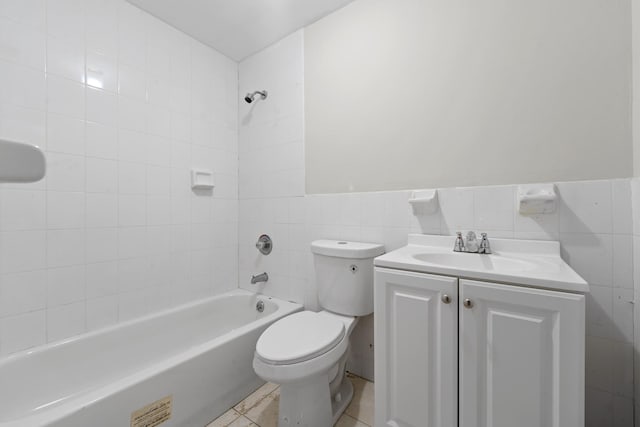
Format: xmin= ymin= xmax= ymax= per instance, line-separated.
xmin=127 ymin=0 xmax=356 ymax=61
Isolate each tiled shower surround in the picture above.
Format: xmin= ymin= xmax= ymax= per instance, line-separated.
xmin=0 ymin=0 xmax=238 ymax=355
xmin=0 ymin=8 xmax=636 ymax=427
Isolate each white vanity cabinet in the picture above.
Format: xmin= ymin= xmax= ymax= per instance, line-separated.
xmin=374 ymin=268 xmax=459 ymax=427
xmin=374 ymin=268 xmax=585 ymax=427
xmin=458 ymin=279 xmax=585 ymax=427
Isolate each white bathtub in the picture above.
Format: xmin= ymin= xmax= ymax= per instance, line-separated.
xmin=0 ymin=290 xmax=301 ymax=427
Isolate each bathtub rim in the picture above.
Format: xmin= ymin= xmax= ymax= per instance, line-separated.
xmin=0 ymin=289 xmax=292 ymax=365
xmin=0 ymin=289 xmax=302 ymax=426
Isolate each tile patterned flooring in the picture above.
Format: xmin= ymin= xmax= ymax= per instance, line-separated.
xmin=206 ymin=373 xmax=374 ymax=427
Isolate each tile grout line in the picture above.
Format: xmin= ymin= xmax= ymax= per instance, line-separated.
xmin=243 ymin=386 xmax=280 ymax=425
xmin=343 ymin=413 xmax=371 ymax=426
xmin=215 ymin=377 xmax=373 ymax=426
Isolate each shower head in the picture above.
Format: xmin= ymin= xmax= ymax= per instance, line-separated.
xmin=244 ymin=90 xmax=268 ymax=104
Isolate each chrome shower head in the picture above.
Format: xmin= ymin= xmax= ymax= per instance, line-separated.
xmin=244 ymin=90 xmax=268 ymax=104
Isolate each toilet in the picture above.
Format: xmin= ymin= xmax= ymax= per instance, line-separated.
xmin=252 ymin=240 xmax=385 ymax=426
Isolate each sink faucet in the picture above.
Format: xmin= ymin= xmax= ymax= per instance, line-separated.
xmin=453 ymin=232 xmax=491 ymax=254
xmin=251 ymin=272 xmax=269 ymax=284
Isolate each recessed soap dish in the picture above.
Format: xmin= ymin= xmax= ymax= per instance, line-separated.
xmin=191 ymin=169 xmax=215 ymax=190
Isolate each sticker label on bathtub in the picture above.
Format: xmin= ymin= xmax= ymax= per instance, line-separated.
xmin=130 ymin=395 xmax=173 ymax=427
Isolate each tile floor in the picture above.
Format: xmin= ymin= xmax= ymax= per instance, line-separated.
xmin=206 ymin=373 xmax=374 ymax=427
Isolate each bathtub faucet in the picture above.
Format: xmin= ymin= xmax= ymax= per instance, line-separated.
xmin=251 ymin=272 xmax=269 ymax=284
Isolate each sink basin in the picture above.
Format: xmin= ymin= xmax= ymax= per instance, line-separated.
xmin=411 ymin=252 xmax=541 ymax=273
xmin=374 ymin=234 xmax=588 ymax=293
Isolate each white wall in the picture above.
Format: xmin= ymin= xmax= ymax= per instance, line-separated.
xmin=305 ymin=0 xmax=633 ymax=193
xmin=630 ymin=2 xmax=639 ymax=423
xmin=0 ymin=0 xmax=238 ymax=356
xmin=634 ymin=0 xmax=640 ymax=176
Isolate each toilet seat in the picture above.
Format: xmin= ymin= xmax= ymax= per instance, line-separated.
xmin=256 ymin=311 xmax=345 ymax=365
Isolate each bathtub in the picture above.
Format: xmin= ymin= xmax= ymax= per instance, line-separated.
xmin=0 ymin=289 xmax=301 ymax=427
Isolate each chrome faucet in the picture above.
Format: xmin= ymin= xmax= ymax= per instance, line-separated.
xmin=251 ymin=272 xmax=269 ymax=284
xmin=478 ymin=233 xmax=492 ymax=254
xmin=453 ymin=232 xmax=491 ymax=254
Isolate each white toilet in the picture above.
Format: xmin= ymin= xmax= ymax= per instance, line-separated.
xmin=253 ymin=240 xmax=385 ymax=427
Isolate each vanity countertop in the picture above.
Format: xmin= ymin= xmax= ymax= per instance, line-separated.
xmin=374 ymin=234 xmax=589 ymax=293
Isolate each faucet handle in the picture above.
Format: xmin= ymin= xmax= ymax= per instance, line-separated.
xmin=255 ymin=234 xmax=272 ymax=255
xmin=479 ymin=233 xmax=491 ymax=254
xmin=453 ymin=232 xmax=465 ymax=252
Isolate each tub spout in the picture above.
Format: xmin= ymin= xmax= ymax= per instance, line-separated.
xmin=251 ymin=272 xmax=268 ymax=284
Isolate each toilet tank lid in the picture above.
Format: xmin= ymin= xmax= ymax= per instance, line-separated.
xmin=311 ymin=240 xmax=385 ymax=259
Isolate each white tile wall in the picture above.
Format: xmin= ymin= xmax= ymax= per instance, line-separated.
xmin=0 ymin=0 xmax=238 ymax=356
xmin=303 ymin=180 xmax=634 ymax=424
xmin=238 ymin=31 xmax=306 ymax=303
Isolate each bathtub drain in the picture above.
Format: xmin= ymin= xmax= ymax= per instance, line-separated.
xmin=256 ymin=300 xmax=265 ymax=312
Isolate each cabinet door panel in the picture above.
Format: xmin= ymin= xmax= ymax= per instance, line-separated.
xmin=459 ymin=280 xmax=585 ymax=427
xmin=374 ymin=268 xmax=458 ymax=427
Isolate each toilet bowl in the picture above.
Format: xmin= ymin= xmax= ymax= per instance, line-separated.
xmin=252 ymin=240 xmax=384 ymax=426
xmin=253 ymin=311 xmax=357 ymax=426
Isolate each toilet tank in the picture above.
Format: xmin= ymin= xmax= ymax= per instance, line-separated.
xmin=311 ymin=240 xmax=385 ymax=316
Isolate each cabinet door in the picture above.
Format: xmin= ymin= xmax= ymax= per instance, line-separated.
xmin=374 ymin=268 xmax=458 ymax=427
xmin=459 ymin=279 xmax=585 ymax=427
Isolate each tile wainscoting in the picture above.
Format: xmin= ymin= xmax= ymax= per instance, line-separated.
xmin=238 ymin=177 xmax=635 ymax=426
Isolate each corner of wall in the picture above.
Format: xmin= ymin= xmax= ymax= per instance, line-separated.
xmin=632 ymin=178 xmax=640 ymax=416
xmin=632 ymin=3 xmax=640 ymax=419
xmin=633 ymin=0 xmax=640 ymax=177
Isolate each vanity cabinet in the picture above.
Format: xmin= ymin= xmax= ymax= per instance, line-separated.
xmin=374 ymin=268 xmax=585 ymax=427
xmin=374 ymin=268 xmax=458 ymax=427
